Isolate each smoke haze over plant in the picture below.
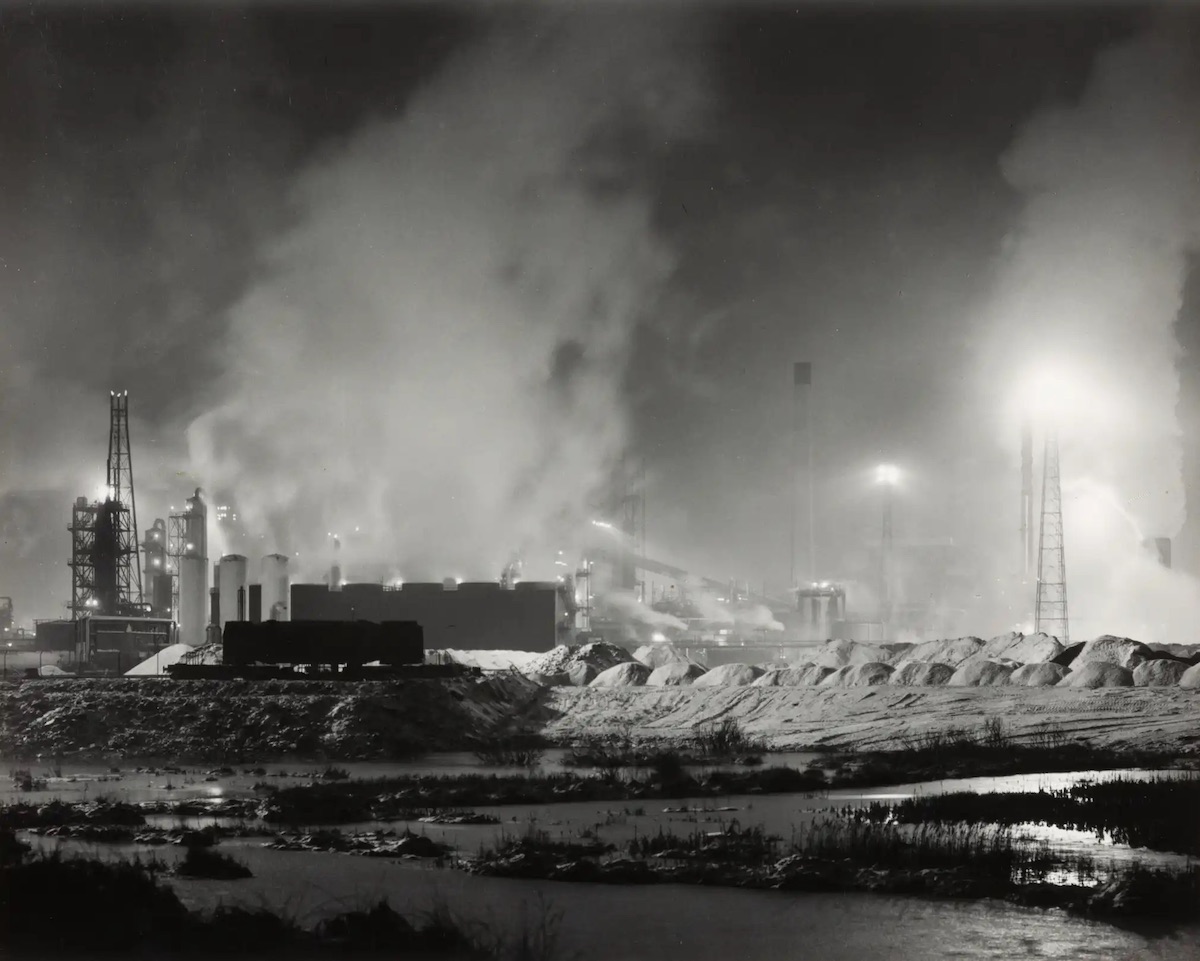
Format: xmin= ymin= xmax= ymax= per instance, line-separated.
xmin=186 ymin=11 xmax=710 ymax=582
xmin=975 ymin=25 xmax=1200 ymax=641
xmin=5 ymin=4 xmax=1200 ymax=642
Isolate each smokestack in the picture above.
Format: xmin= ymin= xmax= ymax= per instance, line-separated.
xmin=177 ymin=489 xmax=209 ymax=647
xmin=217 ymin=554 xmax=248 ymax=629
xmin=791 ymin=362 xmax=814 ymax=588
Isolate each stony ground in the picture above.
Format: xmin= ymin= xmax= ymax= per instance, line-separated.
xmin=0 ymin=675 xmax=551 ymax=761
xmin=544 ymin=686 xmax=1200 ymax=753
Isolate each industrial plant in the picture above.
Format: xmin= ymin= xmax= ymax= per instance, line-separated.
xmin=4 ymin=364 xmax=1089 ymax=680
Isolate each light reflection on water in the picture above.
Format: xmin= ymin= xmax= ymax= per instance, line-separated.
xmin=22 ymin=833 xmax=1200 ymax=961
xmin=9 ymin=757 xmax=1199 ymax=959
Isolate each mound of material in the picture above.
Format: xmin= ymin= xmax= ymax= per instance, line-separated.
xmin=751 ymin=665 xmax=835 ymax=687
xmin=1149 ymin=643 xmax=1200 ymax=663
xmin=589 ymin=662 xmax=652 ymax=688
xmin=442 ymin=649 xmax=541 ymax=671
xmin=947 ymin=659 xmax=1015 ymax=687
xmin=1051 ymin=642 xmax=1085 ymax=667
xmin=890 ymin=661 xmax=954 ymax=686
xmin=692 ymin=663 xmax=764 ymax=687
xmin=3 ymin=674 xmax=550 ymax=760
xmin=125 ymin=644 xmax=195 ymax=676
xmin=1132 ymin=659 xmax=1187 ymax=687
xmin=906 ymin=636 xmax=985 ymax=667
xmin=566 ymin=662 xmax=600 ymax=688
xmin=819 ymin=662 xmax=894 ymax=687
xmin=1071 ymin=636 xmax=1152 ymax=672
xmin=1007 ymin=662 xmax=1070 ymax=687
xmin=632 ymin=643 xmax=703 ymax=670
xmin=982 ymin=632 xmax=1064 ymax=664
xmin=1059 ymin=662 xmax=1135 ymax=689
xmin=811 ymin=640 xmax=901 ymax=669
xmin=1181 ymin=664 xmax=1200 ymax=689
xmin=646 ymin=661 xmax=707 ymax=687
xmin=525 ymin=642 xmax=631 ymax=678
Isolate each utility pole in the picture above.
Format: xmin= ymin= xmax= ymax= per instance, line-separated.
xmin=1034 ymin=429 xmax=1069 ymax=642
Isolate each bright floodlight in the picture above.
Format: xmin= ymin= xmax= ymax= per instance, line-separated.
xmin=1020 ymin=361 xmax=1097 ymax=425
xmin=651 ymin=631 xmax=667 ymax=642
xmin=876 ymin=464 xmax=901 ymax=486
xmin=591 ymin=519 xmax=613 ymax=530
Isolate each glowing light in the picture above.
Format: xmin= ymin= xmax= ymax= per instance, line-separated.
xmin=1018 ymin=360 xmax=1108 ymax=428
xmin=651 ymin=631 xmax=667 ymax=642
xmin=591 ymin=519 xmax=613 ymax=530
xmin=875 ymin=464 xmax=901 ymax=486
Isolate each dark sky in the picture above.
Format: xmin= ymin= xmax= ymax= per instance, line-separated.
xmin=3 ymin=1 xmax=1199 ymax=630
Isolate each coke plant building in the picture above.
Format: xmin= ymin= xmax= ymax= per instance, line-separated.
xmin=290 ymin=580 xmax=566 ymax=652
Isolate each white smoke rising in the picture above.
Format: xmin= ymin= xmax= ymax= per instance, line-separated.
xmin=186 ymin=13 xmax=708 ymax=581
xmin=596 ymin=590 xmax=688 ymax=636
xmin=685 ymin=582 xmax=784 ymax=632
xmin=981 ymin=27 xmax=1200 ymax=643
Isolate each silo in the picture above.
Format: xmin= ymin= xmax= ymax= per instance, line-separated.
xmin=218 ymin=554 xmax=249 ymax=629
xmin=174 ymin=489 xmax=209 ymax=647
xmin=179 ymin=557 xmax=207 ymax=647
xmin=260 ymin=554 xmax=290 ymax=621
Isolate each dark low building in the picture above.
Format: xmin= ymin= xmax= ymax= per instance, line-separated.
xmin=222 ymin=619 xmax=423 ymax=668
xmin=291 ymin=581 xmax=563 ymax=652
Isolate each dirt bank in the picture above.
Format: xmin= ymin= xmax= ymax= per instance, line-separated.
xmin=544 ymin=686 xmax=1200 ymax=753
xmin=0 ymin=675 xmax=550 ymax=762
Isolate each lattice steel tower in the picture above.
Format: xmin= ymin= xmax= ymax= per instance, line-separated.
xmin=106 ymin=390 xmax=143 ymax=613
xmin=1034 ymin=429 xmax=1069 ymax=642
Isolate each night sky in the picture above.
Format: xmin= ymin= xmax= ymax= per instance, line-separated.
xmin=3 ymin=2 xmax=1200 ymax=638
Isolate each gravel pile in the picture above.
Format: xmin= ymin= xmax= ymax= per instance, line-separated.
xmin=819 ymin=662 xmax=894 ymax=687
xmin=811 ymin=640 xmax=902 ymax=669
xmin=1181 ymin=664 xmax=1200 ymax=689
xmin=1132 ymin=660 xmax=1188 ymax=687
xmin=906 ymin=636 xmax=986 ymax=667
xmin=1059 ymin=662 xmax=1135 ymax=689
xmin=646 ymin=662 xmax=707 ymax=687
xmin=981 ymin=632 xmax=1064 ymax=664
xmin=947 ymin=659 xmax=1015 ymax=687
xmin=751 ymin=665 xmax=834 ymax=687
xmin=1070 ymin=636 xmax=1153 ymax=672
xmin=525 ymin=642 xmax=630 ymax=679
xmin=692 ymin=663 xmax=764 ymax=687
xmin=890 ymin=661 xmax=954 ymax=686
xmin=589 ymin=662 xmax=652 ymax=688
xmin=1007 ymin=663 xmax=1070 ymax=687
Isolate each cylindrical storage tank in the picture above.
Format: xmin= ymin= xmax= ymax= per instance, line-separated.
xmin=458 ymin=582 xmax=502 ymax=592
xmin=218 ymin=554 xmax=249 ymax=630
xmin=179 ymin=556 xmax=207 ymax=647
xmin=260 ymin=554 xmax=290 ymax=621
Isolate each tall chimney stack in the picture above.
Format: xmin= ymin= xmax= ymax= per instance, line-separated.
xmin=791 ymin=362 xmax=814 ymax=589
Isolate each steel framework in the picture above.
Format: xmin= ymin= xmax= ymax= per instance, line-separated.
xmin=69 ymin=499 xmax=100 ymax=617
xmin=1034 ymin=430 xmax=1069 ymax=642
xmin=107 ymin=391 xmax=142 ymax=612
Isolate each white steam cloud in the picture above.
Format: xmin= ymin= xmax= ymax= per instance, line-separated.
xmin=187 ymin=13 xmax=707 ymax=581
xmin=981 ymin=27 xmax=1200 ymax=643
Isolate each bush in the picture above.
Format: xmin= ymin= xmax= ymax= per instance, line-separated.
xmin=692 ymin=718 xmax=765 ymax=759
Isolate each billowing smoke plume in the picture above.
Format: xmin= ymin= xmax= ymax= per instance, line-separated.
xmin=685 ymin=581 xmax=784 ymax=632
xmin=980 ymin=26 xmax=1200 ymax=642
xmin=596 ymin=590 xmax=688 ymax=639
xmin=187 ymin=12 xmax=708 ymax=581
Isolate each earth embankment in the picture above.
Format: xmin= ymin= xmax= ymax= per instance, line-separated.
xmin=545 ymin=686 xmax=1200 ymax=753
xmin=0 ymin=675 xmax=551 ymax=761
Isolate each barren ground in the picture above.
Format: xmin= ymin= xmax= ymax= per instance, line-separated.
xmin=544 ymin=686 xmax=1200 ymax=753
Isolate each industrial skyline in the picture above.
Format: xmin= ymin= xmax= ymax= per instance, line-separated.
xmin=3 ymin=2 xmax=1200 ymax=645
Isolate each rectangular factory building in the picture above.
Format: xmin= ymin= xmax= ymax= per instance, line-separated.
xmin=290 ymin=581 xmax=564 ymax=652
